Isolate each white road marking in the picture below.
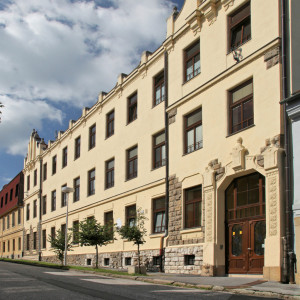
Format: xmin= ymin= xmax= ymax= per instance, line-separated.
xmin=81 ymin=278 xmax=151 ymax=285
xmin=44 ymin=271 xmax=97 ymax=277
xmin=151 ymin=289 xmax=210 ymax=293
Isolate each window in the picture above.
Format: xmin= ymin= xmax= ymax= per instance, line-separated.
xmin=52 ymin=155 xmax=57 ymax=175
xmin=185 ymin=108 xmax=203 ymax=154
xmin=3 ymin=242 xmax=5 ymax=252
xmin=153 ymin=256 xmax=161 ymax=266
xmin=42 ymin=229 xmax=47 ymax=249
xmin=42 ymin=196 xmax=47 ymax=215
xmin=2 ymin=218 xmax=5 ymax=230
xmin=12 ymin=212 xmax=15 ymax=227
xmin=104 ymin=211 xmax=113 ymax=239
xmin=184 ymin=255 xmax=195 ymax=265
xmin=34 ymin=169 xmax=37 ymax=186
xmin=126 ymin=205 xmax=136 ymax=227
xmin=26 ymin=234 xmax=30 ymax=251
xmin=229 ymin=79 xmax=253 ymax=134
xmin=89 ymin=124 xmax=96 ymax=150
xmin=153 ymin=197 xmax=166 ymax=233
xmin=5 ymin=193 xmax=8 ymax=204
xmin=13 ymin=239 xmax=15 ymax=251
xmin=27 ymin=175 xmax=30 ymax=191
xmin=62 ymin=147 xmax=68 ymax=168
xmin=153 ymin=71 xmax=165 ymax=106
xmin=125 ymin=257 xmax=132 ymax=266
xmin=33 ymin=232 xmax=37 ymax=250
xmin=51 ymin=227 xmax=56 ymax=245
xmin=105 ymin=159 xmax=114 ymax=189
xmin=26 ymin=204 xmax=30 ymax=221
xmin=33 ymin=200 xmax=37 ymax=218
xmin=10 ymin=188 xmax=13 ymax=201
xmin=127 ymin=146 xmax=138 ymax=180
xmin=1 ymin=197 xmax=3 ymax=208
xmin=15 ymin=184 xmax=19 ymax=197
xmin=7 ymin=215 xmax=9 ymax=229
xmin=153 ymin=131 xmax=166 ymax=169
xmin=127 ymin=92 xmax=137 ymax=124
xmin=184 ymin=40 xmax=200 ymax=82
xmin=88 ymin=169 xmax=95 ymax=196
xmin=18 ymin=209 xmax=21 ymax=224
xmin=185 ymin=186 xmax=202 ymax=229
xmin=61 ymin=184 xmax=67 ymax=207
xmin=61 ymin=224 xmax=66 ymax=238
xmin=74 ymin=177 xmax=80 ymax=202
xmin=106 ymin=110 xmax=114 ymax=138
xmin=7 ymin=240 xmax=10 ymax=252
xmin=75 ymin=136 xmax=81 ymax=159
xmin=73 ymin=220 xmax=79 ymax=244
xmin=51 ymin=190 xmax=56 ymax=211
xmin=104 ymin=258 xmax=110 ymax=266
xmin=18 ymin=237 xmax=21 ymax=250
xmin=43 ymin=163 xmax=47 ymax=181
xmin=228 ymin=1 xmax=251 ymax=52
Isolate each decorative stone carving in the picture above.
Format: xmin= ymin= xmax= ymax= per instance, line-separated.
xmin=221 ymin=0 xmax=234 ymax=11
xmin=204 ymin=163 xmax=215 ymax=188
xmin=168 ymin=108 xmax=177 ymax=125
xmin=263 ymin=137 xmax=283 ymax=171
xmin=267 ymin=172 xmax=278 ymax=236
xmin=231 ymin=137 xmax=247 ymax=172
xmin=200 ymin=0 xmax=218 ymax=25
xmin=187 ymin=10 xmax=202 ymax=34
xmin=264 ymin=47 xmax=280 ymax=70
xmin=205 ymin=190 xmax=214 ymax=243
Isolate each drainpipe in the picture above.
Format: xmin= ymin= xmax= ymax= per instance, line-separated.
xmin=160 ymin=50 xmax=169 ymax=273
xmin=281 ymin=0 xmax=295 ymax=284
xmin=38 ymin=158 xmax=43 ymax=261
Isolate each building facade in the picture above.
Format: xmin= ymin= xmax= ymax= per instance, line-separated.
xmin=0 ymin=172 xmax=24 ymax=259
xmin=21 ymin=0 xmax=300 ymax=282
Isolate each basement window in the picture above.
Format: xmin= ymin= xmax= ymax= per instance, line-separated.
xmin=125 ymin=257 xmax=132 ymax=266
xmin=184 ymin=255 xmax=195 ymax=266
xmin=86 ymin=259 xmax=92 ymax=266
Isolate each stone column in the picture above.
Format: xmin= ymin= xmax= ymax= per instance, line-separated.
xmin=202 ymin=164 xmax=216 ymax=276
xmin=263 ymin=139 xmax=285 ymax=281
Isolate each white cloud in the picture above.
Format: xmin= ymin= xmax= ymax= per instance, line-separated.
xmin=0 ymin=95 xmax=63 ymax=155
xmin=0 ymin=0 xmax=176 ymax=156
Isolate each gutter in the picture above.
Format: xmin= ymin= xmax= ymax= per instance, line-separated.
xmin=280 ymin=0 xmax=295 ymax=284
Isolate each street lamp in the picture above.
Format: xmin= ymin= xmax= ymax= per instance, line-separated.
xmin=61 ymin=186 xmax=74 ymax=266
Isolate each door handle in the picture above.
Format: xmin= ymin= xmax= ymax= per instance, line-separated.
xmin=247 ymin=248 xmax=252 ymax=251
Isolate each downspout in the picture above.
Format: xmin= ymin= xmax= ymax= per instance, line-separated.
xmin=281 ymin=0 xmax=295 ymax=284
xmin=38 ymin=158 xmax=43 ymax=261
xmin=160 ymin=50 xmax=169 ymax=272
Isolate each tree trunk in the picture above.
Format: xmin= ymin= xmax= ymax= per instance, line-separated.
xmin=95 ymin=245 xmax=98 ymax=269
xmin=137 ymin=243 xmax=141 ymax=274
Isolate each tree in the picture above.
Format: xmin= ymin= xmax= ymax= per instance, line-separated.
xmin=77 ymin=217 xmax=113 ymax=269
xmin=117 ymin=208 xmax=147 ymax=274
xmin=48 ymin=229 xmax=73 ymax=265
xmin=0 ymin=102 xmax=3 ymax=123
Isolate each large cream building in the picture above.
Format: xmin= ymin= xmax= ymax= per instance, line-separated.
xmin=22 ymin=0 xmax=300 ymax=282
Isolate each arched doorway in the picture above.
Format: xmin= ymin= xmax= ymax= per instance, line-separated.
xmin=225 ymin=172 xmax=266 ymax=274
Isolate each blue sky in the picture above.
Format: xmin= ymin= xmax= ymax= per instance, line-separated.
xmin=0 ymin=0 xmax=185 ymax=189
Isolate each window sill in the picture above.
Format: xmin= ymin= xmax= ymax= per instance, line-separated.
xmin=226 ymin=124 xmax=255 ymax=138
xmin=151 ymin=165 xmax=166 ymax=172
xmin=125 ymin=176 xmax=137 ymax=182
xmin=180 ymin=227 xmax=202 ymax=235
xmin=226 ymin=38 xmax=252 ymax=56
xmin=182 ymin=146 xmax=203 ymax=157
xmin=182 ymin=72 xmax=201 ymax=86
xmin=149 ymin=233 xmax=165 ymax=238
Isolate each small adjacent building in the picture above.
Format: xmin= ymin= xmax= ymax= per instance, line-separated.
xmin=0 ymin=172 xmax=24 ymax=259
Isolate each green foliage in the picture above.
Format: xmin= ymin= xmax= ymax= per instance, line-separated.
xmin=47 ymin=229 xmax=73 ymax=265
xmin=117 ymin=207 xmax=147 ymax=245
xmin=117 ymin=208 xmax=147 ymax=273
xmin=77 ymin=217 xmax=113 ymax=247
xmin=77 ymin=217 xmax=114 ymax=268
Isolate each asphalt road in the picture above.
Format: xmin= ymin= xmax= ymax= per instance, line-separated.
xmin=0 ymin=262 xmax=277 ymax=300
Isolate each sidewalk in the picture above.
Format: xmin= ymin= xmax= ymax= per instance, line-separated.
xmin=133 ymin=272 xmax=300 ymax=299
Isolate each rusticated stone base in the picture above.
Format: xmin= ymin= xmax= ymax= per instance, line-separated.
xmin=164 ymin=245 xmax=203 ymax=274
xmin=42 ymin=249 xmax=161 ymax=271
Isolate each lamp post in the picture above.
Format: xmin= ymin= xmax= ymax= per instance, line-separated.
xmin=61 ymin=186 xmax=74 ymax=266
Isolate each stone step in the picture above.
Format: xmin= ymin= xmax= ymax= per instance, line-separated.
xmin=21 ymin=255 xmax=39 ymax=261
